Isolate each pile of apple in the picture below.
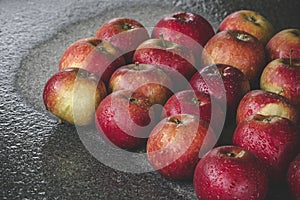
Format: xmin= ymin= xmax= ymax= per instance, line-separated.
xmin=43 ymin=9 xmax=300 ymax=200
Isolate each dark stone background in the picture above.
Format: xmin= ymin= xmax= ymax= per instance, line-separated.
xmin=1 ymin=0 xmax=299 ymax=199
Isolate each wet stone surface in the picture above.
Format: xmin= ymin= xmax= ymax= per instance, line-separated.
xmin=1 ymin=0 xmax=299 ymax=199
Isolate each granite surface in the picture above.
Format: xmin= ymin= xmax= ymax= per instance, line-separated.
xmin=1 ymin=0 xmax=299 ymax=199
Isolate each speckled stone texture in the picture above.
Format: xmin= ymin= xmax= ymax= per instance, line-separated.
xmin=1 ymin=0 xmax=299 ymax=199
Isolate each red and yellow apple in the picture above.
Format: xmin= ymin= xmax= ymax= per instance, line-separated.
xmin=43 ymin=68 xmax=107 ymax=126
xmin=218 ymin=9 xmax=275 ymax=45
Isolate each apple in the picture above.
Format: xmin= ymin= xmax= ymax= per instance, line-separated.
xmin=43 ymin=68 xmax=107 ymax=126
xmin=287 ymin=154 xmax=300 ymax=200
xmin=189 ymin=64 xmax=250 ymax=119
xmin=194 ymin=145 xmax=269 ymax=200
xmin=233 ymin=114 xmax=300 ymax=184
xmin=95 ymin=90 xmax=154 ymax=150
xmin=146 ymin=114 xmax=216 ymax=180
xmin=236 ymin=90 xmax=299 ymax=124
xmin=202 ymin=30 xmax=266 ymax=87
xmin=162 ymin=89 xmax=224 ymax=125
xmin=109 ymin=63 xmax=173 ymax=105
xmin=94 ymin=17 xmax=150 ymax=63
xmin=218 ymin=9 xmax=275 ymax=45
xmin=260 ymin=58 xmax=300 ymax=108
xmin=58 ymin=37 xmax=125 ymax=85
xmin=151 ymin=11 xmax=214 ymax=61
xmin=266 ymin=28 xmax=300 ymax=62
xmin=133 ymin=38 xmax=196 ymax=90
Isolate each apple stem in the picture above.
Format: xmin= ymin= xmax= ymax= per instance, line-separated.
xmin=290 ymin=49 xmax=293 ymax=66
xmin=159 ymin=34 xmax=167 ymax=48
xmin=169 ymin=116 xmax=183 ymax=125
xmin=135 ymin=62 xmax=140 ymax=70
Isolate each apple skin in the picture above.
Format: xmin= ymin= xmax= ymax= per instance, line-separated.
xmin=202 ymin=30 xmax=266 ymax=87
xmin=94 ymin=17 xmax=150 ymax=63
xmin=218 ymin=9 xmax=275 ymax=45
xmin=147 ymin=114 xmax=216 ymax=180
xmin=194 ymin=145 xmax=269 ymax=200
xmin=233 ymin=114 xmax=300 ymax=184
xmin=162 ymin=89 xmax=224 ymax=125
xmin=189 ymin=64 xmax=250 ymax=119
xmin=266 ymin=28 xmax=300 ymax=62
xmin=109 ymin=63 xmax=173 ymax=105
xmin=236 ymin=90 xmax=299 ymax=125
xmin=58 ymin=37 xmax=126 ymax=85
xmin=95 ymin=90 xmax=154 ymax=150
xmin=260 ymin=58 xmax=300 ymax=108
xmin=151 ymin=11 xmax=214 ymax=59
xmin=133 ymin=38 xmax=196 ymax=90
xmin=43 ymin=68 xmax=107 ymax=126
xmin=287 ymin=154 xmax=300 ymax=200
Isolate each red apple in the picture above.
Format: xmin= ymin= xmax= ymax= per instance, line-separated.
xmin=236 ymin=90 xmax=299 ymax=124
xmin=95 ymin=90 xmax=154 ymax=150
xmin=147 ymin=114 xmax=216 ymax=180
xmin=218 ymin=9 xmax=275 ymax=45
xmin=94 ymin=17 xmax=149 ymax=63
xmin=194 ymin=145 xmax=269 ymax=200
xmin=133 ymin=38 xmax=196 ymax=87
xmin=58 ymin=37 xmax=125 ymax=85
xmin=233 ymin=114 xmax=300 ymax=184
xmin=266 ymin=28 xmax=300 ymax=62
xmin=151 ymin=11 xmax=214 ymax=59
xmin=287 ymin=154 xmax=300 ymax=200
xmin=109 ymin=63 xmax=173 ymax=105
xmin=43 ymin=68 xmax=107 ymax=126
xmin=260 ymin=58 xmax=300 ymax=108
xmin=189 ymin=64 xmax=250 ymax=119
xmin=202 ymin=30 xmax=266 ymax=86
xmin=162 ymin=89 xmax=224 ymax=125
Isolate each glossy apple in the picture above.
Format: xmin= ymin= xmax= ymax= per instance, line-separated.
xmin=109 ymin=63 xmax=173 ymax=105
xmin=43 ymin=68 xmax=107 ymax=126
xmin=95 ymin=90 xmax=154 ymax=150
xmin=287 ymin=154 xmax=300 ymax=200
xmin=202 ymin=30 xmax=266 ymax=87
xmin=266 ymin=28 xmax=300 ymax=62
xmin=233 ymin=114 xmax=300 ymax=184
xmin=260 ymin=58 xmax=300 ymax=108
xmin=189 ymin=64 xmax=250 ymax=119
xmin=58 ymin=37 xmax=125 ymax=85
xmin=236 ymin=90 xmax=299 ymax=124
xmin=147 ymin=114 xmax=216 ymax=180
xmin=218 ymin=9 xmax=275 ymax=45
xmin=162 ymin=90 xmax=224 ymax=125
xmin=152 ymin=11 xmax=214 ymax=60
xmin=194 ymin=145 xmax=269 ymax=200
xmin=133 ymin=38 xmax=196 ymax=91
xmin=95 ymin=17 xmax=149 ymax=63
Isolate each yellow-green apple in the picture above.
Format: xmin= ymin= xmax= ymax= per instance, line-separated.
xmin=202 ymin=30 xmax=266 ymax=87
xmin=43 ymin=68 xmax=107 ymax=126
xmin=260 ymin=58 xmax=300 ymax=108
xmin=151 ymin=11 xmax=214 ymax=62
xmin=162 ymin=90 xmax=224 ymax=126
xmin=95 ymin=90 xmax=154 ymax=150
xmin=194 ymin=145 xmax=269 ymax=200
xmin=218 ymin=9 xmax=275 ymax=45
xmin=133 ymin=38 xmax=196 ymax=91
xmin=189 ymin=64 xmax=250 ymax=119
xmin=266 ymin=28 xmax=300 ymax=62
xmin=233 ymin=114 xmax=300 ymax=184
xmin=109 ymin=63 xmax=173 ymax=105
xmin=58 ymin=37 xmax=125 ymax=85
xmin=94 ymin=17 xmax=149 ymax=63
xmin=147 ymin=114 xmax=216 ymax=180
xmin=287 ymin=154 xmax=300 ymax=200
xmin=236 ymin=90 xmax=299 ymax=124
